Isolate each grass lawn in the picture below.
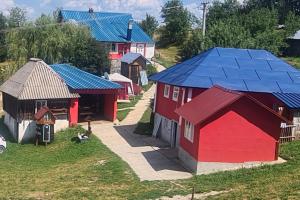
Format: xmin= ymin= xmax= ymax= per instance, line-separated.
xmin=1 ymin=115 xmax=300 ymax=199
xmin=134 ymin=107 xmax=153 ymax=136
xmin=117 ymin=95 xmax=142 ymax=110
xmin=155 ymin=45 xmax=181 ymax=68
xmin=282 ymin=57 xmax=300 ymax=69
xmin=117 ymin=109 xmax=133 ymax=121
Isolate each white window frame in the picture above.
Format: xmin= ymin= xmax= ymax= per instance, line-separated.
xmin=35 ymin=100 xmax=47 ymax=113
xmin=184 ymin=120 xmax=194 ymax=143
xmin=164 ymin=85 xmax=170 ymax=98
xmin=111 ymin=43 xmax=118 ymax=53
xmin=172 ymin=86 xmax=180 ymax=101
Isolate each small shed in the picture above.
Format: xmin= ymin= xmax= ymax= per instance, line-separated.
xmin=108 ymin=73 xmax=134 ymax=100
xmin=120 ymin=53 xmax=150 ymax=85
xmin=175 ymin=86 xmax=289 ymax=174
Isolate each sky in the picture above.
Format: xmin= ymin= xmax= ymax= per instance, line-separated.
xmin=0 ymin=0 xmax=211 ymax=22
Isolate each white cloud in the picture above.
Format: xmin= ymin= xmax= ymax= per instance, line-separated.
xmin=0 ymin=0 xmax=15 ymax=15
xmin=41 ymin=0 xmax=52 ymax=6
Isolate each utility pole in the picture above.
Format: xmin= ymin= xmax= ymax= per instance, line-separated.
xmin=201 ymin=0 xmax=210 ymax=37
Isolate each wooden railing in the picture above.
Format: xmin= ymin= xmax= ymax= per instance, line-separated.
xmin=280 ymin=123 xmax=300 ymax=143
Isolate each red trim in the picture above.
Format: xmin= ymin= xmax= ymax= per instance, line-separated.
xmin=69 ymin=98 xmax=79 ymax=126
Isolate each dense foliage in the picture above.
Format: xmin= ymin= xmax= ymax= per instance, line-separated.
xmin=139 ymin=14 xmax=159 ymax=38
xmin=1 ymin=8 xmax=109 ymax=76
xmin=180 ymin=0 xmax=300 ymax=60
xmin=160 ymin=0 xmax=194 ymax=45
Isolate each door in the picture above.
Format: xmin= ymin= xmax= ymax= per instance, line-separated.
xmin=130 ymin=65 xmax=140 ymax=84
xmin=136 ymin=43 xmax=145 ymax=56
xmin=170 ymin=121 xmax=179 ymax=148
xmin=43 ymin=124 xmax=51 ymax=142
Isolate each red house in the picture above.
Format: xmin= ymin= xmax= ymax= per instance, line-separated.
xmin=108 ymin=73 xmax=134 ymax=101
xmin=175 ymin=86 xmax=289 ymax=173
xmin=150 ymin=47 xmax=300 ymax=173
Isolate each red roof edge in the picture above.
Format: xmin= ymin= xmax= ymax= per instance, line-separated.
xmin=176 ymin=85 xmax=291 ymax=125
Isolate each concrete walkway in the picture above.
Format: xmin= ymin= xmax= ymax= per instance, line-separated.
xmin=86 ymin=63 xmax=192 ymax=181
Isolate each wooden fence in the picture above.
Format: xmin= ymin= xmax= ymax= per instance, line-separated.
xmin=280 ymin=123 xmax=300 ymax=143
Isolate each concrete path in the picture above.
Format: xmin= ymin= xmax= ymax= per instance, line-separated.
xmin=86 ymin=63 xmax=192 ymax=181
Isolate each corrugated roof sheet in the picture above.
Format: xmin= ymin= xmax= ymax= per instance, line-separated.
xmin=175 ymin=86 xmax=288 ymax=125
xmin=120 ymin=52 xmax=150 ymax=64
xmin=109 ymin=73 xmax=132 ymax=83
xmin=0 ymin=59 xmax=79 ymax=100
xmin=51 ymin=64 xmax=122 ymax=90
xmin=60 ymin=10 xmax=154 ymax=43
xmin=150 ymin=47 xmax=300 ymax=94
xmin=273 ymin=93 xmax=300 ymax=108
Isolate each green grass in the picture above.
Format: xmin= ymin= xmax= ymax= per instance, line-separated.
xmin=117 ymin=95 xmax=142 ymax=110
xmin=154 ymin=45 xmax=181 ymax=68
xmin=134 ymin=107 xmax=153 ymax=136
xmin=282 ymin=57 xmax=300 ymax=69
xmin=2 ymin=115 xmax=300 ymax=199
xmin=117 ymin=109 xmax=133 ymax=121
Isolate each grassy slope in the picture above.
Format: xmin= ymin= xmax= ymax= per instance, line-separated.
xmin=1 ymin=118 xmax=300 ymax=199
xmin=134 ymin=107 xmax=153 ymax=136
xmin=155 ymin=45 xmax=180 ymax=68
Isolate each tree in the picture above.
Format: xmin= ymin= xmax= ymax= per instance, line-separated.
xmin=6 ymin=14 xmax=110 ymax=75
xmin=285 ymin=11 xmax=300 ymax=37
xmin=7 ymin=7 xmax=26 ymax=28
xmin=0 ymin=12 xmax=7 ymax=62
xmin=139 ymin=14 xmax=158 ymax=38
xmin=161 ymin=0 xmax=192 ymax=45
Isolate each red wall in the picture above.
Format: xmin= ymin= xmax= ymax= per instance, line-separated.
xmin=179 ymin=122 xmax=201 ymax=159
xmin=194 ymin=97 xmax=282 ymax=163
xmin=114 ymin=81 xmax=130 ymax=100
xmin=69 ymin=98 xmax=79 ymax=126
xmin=104 ymin=94 xmax=117 ymax=121
xmin=109 ymin=43 xmax=131 ymax=60
xmin=155 ymin=83 xmax=183 ymax=121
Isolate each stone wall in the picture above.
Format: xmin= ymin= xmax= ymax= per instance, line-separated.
xmin=110 ymin=59 xmax=121 ymax=74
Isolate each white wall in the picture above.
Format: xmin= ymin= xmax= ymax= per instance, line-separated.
xmin=145 ymin=43 xmax=155 ymax=59
xmin=130 ymin=43 xmax=155 ymax=60
xmin=18 ymin=120 xmax=36 ymax=143
xmin=4 ymin=112 xmax=18 ymax=141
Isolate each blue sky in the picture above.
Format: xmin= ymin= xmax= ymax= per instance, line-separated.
xmin=1 ymin=0 xmax=204 ymax=21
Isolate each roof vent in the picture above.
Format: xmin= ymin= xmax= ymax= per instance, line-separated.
xmin=88 ymin=8 xmax=94 ymax=13
xmin=29 ymin=58 xmax=42 ymax=62
xmin=127 ymin=20 xmax=134 ymax=41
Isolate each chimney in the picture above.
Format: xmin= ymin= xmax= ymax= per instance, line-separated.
xmin=88 ymin=8 xmax=94 ymax=13
xmin=127 ymin=20 xmax=134 ymax=41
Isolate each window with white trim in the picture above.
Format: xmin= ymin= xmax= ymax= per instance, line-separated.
xmin=172 ymin=86 xmax=179 ymax=101
xmin=184 ymin=120 xmax=194 ymax=142
xmin=164 ymin=85 xmax=170 ymax=98
xmin=111 ymin=43 xmax=118 ymax=52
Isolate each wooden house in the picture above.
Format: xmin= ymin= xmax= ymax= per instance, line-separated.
xmin=0 ymin=59 xmax=121 ymax=143
xmin=120 ymin=53 xmax=149 ymax=85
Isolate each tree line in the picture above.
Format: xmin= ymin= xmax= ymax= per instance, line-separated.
xmin=139 ymin=0 xmax=300 ymax=61
xmin=0 ymin=7 xmax=109 ymax=80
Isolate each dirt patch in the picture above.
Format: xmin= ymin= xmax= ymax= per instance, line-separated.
xmin=157 ymin=190 xmax=232 ymax=200
xmin=27 ymin=191 xmax=53 ymax=200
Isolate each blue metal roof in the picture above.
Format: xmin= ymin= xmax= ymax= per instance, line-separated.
xmin=149 ymin=47 xmax=300 ymax=94
xmin=60 ymin=10 xmax=154 ymax=43
xmin=120 ymin=52 xmax=149 ymax=64
xmin=51 ymin=64 xmax=122 ymax=90
xmin=273 ymin=93 xmax=300 ymax=108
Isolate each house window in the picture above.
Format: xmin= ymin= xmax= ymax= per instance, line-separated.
xmin=164 ymin=85 xmax=170 ymax=98
xmin=35 ymin=100 xmax=47 ymax=113
xmin=172 ymin=87 xmax=179 ymax=101
xmin=184 ymin=120 xmax=194 ymax=142
xmin=111 ymin=43 xmax=118 ymax=52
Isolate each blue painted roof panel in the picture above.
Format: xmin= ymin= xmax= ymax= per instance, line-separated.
xmin=51 ymin=64 xmax=122 ymax=90
xmin=61 ymin=10 xmax=153 ymax=43
xmin=149 ymin=47 xmax=300 ymax=94
xmin=273 ymin=93 xmax=300 ymax=108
